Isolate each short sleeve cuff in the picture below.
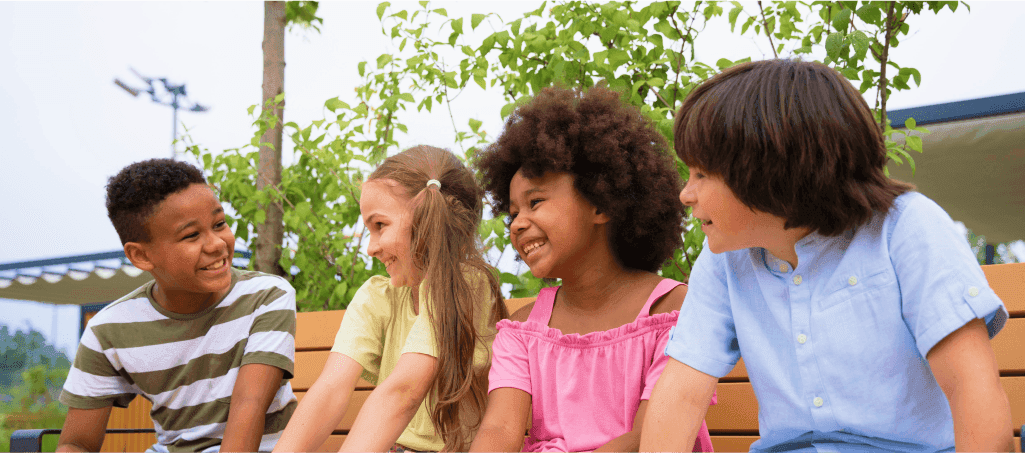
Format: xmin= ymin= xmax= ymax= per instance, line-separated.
xmin=664 ymin=327 xmax=737 ymax=379
xmin=241 ymin=351 xmax=295 ymax=379
xmin=487 ymin=379 xmax=531 ymax=395
xmin=915 ymin=284 xmax=1008 ymax=358
xmin=59 ymin=390 xmax=134 ymax=409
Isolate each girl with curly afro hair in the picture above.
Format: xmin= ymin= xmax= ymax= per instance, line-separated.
xmin=469 ymin=86 xmax=713 ymax=452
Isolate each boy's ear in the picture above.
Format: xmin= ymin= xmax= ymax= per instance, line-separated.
xmin=124 ymin=242 xmax=155 ymax=272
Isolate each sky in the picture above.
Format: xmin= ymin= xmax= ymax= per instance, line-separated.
xmin=2 ymin=1 xmax=1025 ymax=358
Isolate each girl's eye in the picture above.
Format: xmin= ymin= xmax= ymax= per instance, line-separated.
xmin=529 ymin=198 xmax=543 ymax=208
xmin=375 ymin=222 xmax=385 ymax=229
xmin=215 ymin=221 xmax=226 ymax=229
xmin=183 ymin=232 xmax=199 ymax=240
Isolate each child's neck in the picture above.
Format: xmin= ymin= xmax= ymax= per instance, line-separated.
xmin=152 ymin=283 xmax=228 ymax=315
xmin=555 ymin=251 xmax=651 ymax=313
xmin=763 ymin=226 xmax=814 ymax=270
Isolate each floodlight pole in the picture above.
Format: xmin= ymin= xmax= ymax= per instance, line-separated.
xmin=114 ymin=71 xmax=208 ymax=159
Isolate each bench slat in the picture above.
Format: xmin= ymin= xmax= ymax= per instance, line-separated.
xmin=296 ymin=311 xmax=347 ymax=351
xmin=984 ymin=263 xmax=1025 ymax=317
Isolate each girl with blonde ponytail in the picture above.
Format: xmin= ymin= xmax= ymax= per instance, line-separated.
xmin=274 ymin=145 xmax=507 ymax=452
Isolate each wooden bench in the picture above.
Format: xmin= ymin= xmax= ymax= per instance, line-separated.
xmin=15 ymin=263 xmax=1025 ymax=451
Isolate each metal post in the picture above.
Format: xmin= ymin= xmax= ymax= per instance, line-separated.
xmin=113 ymin=70 xmax=207 ymax=160
xmin=985 ymin=243 xmax=996 ymax=265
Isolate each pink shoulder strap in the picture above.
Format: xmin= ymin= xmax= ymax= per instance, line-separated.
xmin=526 ymin=286 xmax=559 ymax=325
xmin=637 ymin=279 xmax=685 ymax=319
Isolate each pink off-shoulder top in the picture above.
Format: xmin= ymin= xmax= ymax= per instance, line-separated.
xmin=488 ymin=279 xmax=715 ymax=452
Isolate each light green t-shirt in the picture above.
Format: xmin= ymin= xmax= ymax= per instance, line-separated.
xmin=331 ymin=274 xmax=498 ymax=451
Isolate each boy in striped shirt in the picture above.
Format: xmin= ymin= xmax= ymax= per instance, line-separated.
xmin=58 ymin=159 xmax=298 ymax=452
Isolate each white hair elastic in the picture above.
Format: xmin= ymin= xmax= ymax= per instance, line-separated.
xmin=426 ymin=179 xmax=441 ymax=190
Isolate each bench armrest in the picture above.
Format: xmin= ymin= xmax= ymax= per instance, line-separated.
xmin=9 ymin=428 xmax=156 ymax=452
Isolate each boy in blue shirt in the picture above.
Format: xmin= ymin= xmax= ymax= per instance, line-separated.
xmin=640 ymin=60 xmax=1012 ymax=452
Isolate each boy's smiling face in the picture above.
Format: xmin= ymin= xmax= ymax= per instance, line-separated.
xmin=679 ymin=167 xmax=783 ymax=255
xmin=127 ymin=183 xmax=235 ymax=310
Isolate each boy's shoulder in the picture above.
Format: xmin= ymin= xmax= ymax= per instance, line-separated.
xmin=86 ymin=281 xmax=158 ymax=328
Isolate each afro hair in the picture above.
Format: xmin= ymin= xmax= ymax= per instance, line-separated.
xmin=106 ymin=158 xmax=207 ymax=244
xmin=474 ymin=85 xmax=685 ymax=272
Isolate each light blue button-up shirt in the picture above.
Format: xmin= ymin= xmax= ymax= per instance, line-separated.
xmin=666 ymin=192 xmax=1008 ymax=452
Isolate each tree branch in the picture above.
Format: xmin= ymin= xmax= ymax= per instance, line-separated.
xmin=877 ymin=2 xmax=896 ymax=131
xmin=758 ymin=1 xmax=779 ymax=58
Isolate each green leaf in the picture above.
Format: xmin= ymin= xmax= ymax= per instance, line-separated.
xmin=500 ymin=102 xmax=516 ymax=118
xmin=647 ymin=77 xmax=665 ymax=87
xmin=904 ymin=117 xmax=917 ymax=130
xmin=900 ymin=67 xmax=922 ymax=86
xmin=254 ymin=209 xmax=267 ymax=225
xmin=376 ymin=54 xmax=393 ymax=69
xmin=358 ymin=61 xmax=367 ymax=77
xmin=607 ymin=49 xmax=630 ymax=68
xmin=716 ymin=58 xmax=733 ymax=70
xmin=906 ymin=135 xmax=923 ymax=153
xmin=728 ymin=3 xmax=743 ymax=31
xmin=471 ymin=13 xmax=486 ymax=30
xmin=451 ymin=17 xmax=463 ymax=34
xmin=398 ymin=93 xmax=414 ymax=103
xmin=469 ymin=118 xmax=483 ymax=132
xmin=855 ymin=3 xmax=882 ymax=24
xmin=273 ymin=92 xmax=285 ymax=104
xmin=824 ymin=32 xmax=843 ymax=58
xmin=850 ymin=30 xmax=869 ymax=54
xmin=500 ymin=272 xmax=521 ymax=285
xmin=376 ymin=2 xmax=389 ymax=20
xmin=832 ymin=7 xmax=852 ymax=32
xmin=325 ymin=97 xmax=349 ymax=112
xmin=333 ymin=281 xmax=349 ymax=301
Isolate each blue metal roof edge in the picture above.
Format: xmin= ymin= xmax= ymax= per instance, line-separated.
xmin=888 ymin=91 xmax=1025 ymax=128
xmin=0 ymin=249 xmax=253 ymax=272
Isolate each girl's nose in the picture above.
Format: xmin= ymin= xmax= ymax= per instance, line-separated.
xmin=367 ymin=237 xmax=381 ymax=259
xmin=509 ymin=212 xmax=529 ymax=234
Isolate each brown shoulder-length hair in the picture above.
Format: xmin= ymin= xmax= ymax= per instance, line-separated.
xmin=367 ymin=145 xmax=508 ymax=451
xmin=674 ymin=59 xmax=914 ymax=236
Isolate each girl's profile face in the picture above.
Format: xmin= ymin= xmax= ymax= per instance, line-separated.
xmin=360 ymin=179 xmax=418 ymax=287
xmin=507 ymin=169 xmax=609 ymax=278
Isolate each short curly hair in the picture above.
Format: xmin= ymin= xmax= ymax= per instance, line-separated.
xmin=106 ymin=158 xmax=207 ymax=244
xmin=474 ymin=85 xmax=685 ymax=272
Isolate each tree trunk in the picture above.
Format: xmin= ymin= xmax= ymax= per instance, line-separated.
xmin=256 ymin=1 xmax=286 ymax=277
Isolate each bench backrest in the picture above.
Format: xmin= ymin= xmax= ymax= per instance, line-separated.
xmin=99 ymin=264 xmax=1025 ymax=451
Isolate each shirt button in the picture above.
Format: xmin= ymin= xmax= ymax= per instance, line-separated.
xmin=797 ymin=334 xmax=807 ymax=344
xmin=848 ymin=276 xmax=858 ymax=286
xmin=813 ymin=397 xmax=824 ymax=407
xmin=969 ymin=286 xmax=980 ymax=297
xmin=793 ymin=275 xmax=803 ymax=285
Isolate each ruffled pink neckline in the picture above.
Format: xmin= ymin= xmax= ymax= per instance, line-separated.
xmin=496 ymin=310 xmax=679 ymax=348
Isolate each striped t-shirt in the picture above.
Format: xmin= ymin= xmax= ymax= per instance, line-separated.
xmin=60 ymin=268 xmax=298 ymax=452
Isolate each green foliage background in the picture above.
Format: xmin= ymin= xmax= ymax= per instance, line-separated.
xmin=0 ymin=326 xmax=71 ymax=452
xmin=189 ymin=0 xmax=963 ymax=312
